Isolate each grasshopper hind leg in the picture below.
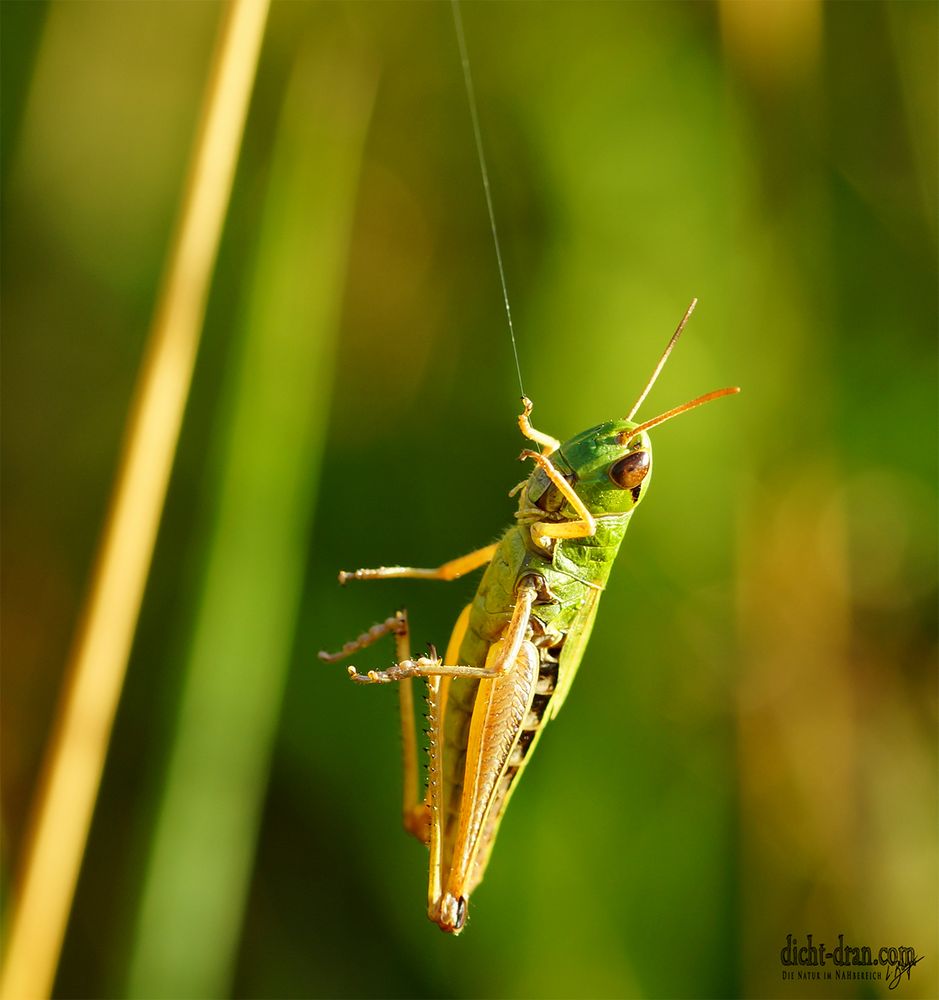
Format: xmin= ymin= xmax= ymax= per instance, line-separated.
xmin=319 ymin=611 xmax=428 ymax=843
xmin=318 ymin=604 xmax=475 ymax=847
xmin=427 ymin=632 xmax=540 ymax=935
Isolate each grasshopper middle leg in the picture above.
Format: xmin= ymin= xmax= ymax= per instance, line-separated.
xmin=337 ymin=543 xmax=497 ymax=585
xmin=321 ymin=543 xmax=497 ymax=843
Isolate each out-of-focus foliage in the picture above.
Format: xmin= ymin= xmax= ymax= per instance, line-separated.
xmin=2 ymin=2 xmax=935 ymax=998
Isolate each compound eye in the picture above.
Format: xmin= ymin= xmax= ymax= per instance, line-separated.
xmin=609 ymin=450 xmax=650 ymax=489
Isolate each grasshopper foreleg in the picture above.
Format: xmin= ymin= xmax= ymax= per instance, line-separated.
xmin=519 ymin=448 xmax=597 ymax=544
xmin=516 ymin=398 xmax=597 ymax=544
xmin=518 ymin=396 xmax=561 ymax=455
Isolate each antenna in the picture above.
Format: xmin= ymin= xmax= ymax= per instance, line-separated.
xmin=627 ymin=298 xmax=697 ymax=420
xmin=618 ymin=386 xmax=740 ymax=443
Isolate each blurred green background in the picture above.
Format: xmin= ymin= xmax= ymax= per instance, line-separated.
xmin=2 ymin=2 xmax=936 ymax=998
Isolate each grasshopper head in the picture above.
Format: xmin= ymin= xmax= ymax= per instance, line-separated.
xmin=555 ymin=420 xmax=654 ymax=517
xmin=521 ymin=300 xmax=739 ymax=524
xmin=526 ymin=381 xmax=740 ymax=522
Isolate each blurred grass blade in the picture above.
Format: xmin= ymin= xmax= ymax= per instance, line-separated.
xmin=126 ymin=46 xmax=375 ymax=1000
xmin=0 ymin=4 xmax=269 ymax=998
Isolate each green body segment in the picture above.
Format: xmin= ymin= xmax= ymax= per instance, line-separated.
xmin=439 ymin=418 xmax=651 ymax=889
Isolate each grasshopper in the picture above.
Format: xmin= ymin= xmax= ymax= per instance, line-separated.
xmin=320 ymin=300 xmax=738 ymax=934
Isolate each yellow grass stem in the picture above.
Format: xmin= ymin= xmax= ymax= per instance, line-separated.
xmin=126 ymin=44 xmax=375 ymax=998
xmin=0 ymin=3 xmax=270 ymax=998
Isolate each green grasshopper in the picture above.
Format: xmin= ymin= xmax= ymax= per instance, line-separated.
xmin=320 ymin=300 xmax=738 ymax=934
